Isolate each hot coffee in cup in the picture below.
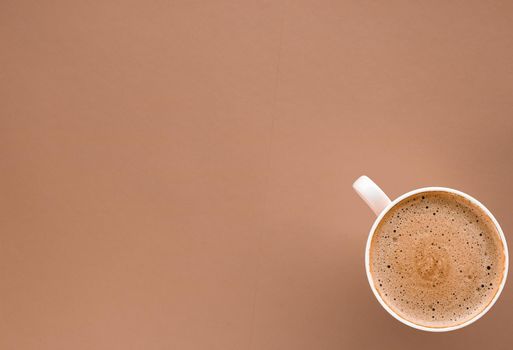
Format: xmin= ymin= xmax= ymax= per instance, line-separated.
xmin=353 ymin=176 xmax=508 ymax=332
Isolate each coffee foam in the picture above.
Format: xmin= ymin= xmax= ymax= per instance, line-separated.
xmin=370 ymin=191 xmax=505 ymax=328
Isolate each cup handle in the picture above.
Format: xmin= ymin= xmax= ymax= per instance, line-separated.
xmin=353 ymin=176 xmax=392 ymax=216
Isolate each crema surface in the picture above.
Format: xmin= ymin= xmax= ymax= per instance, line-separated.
xmin=370 ymin=191 xmax=506 ymax=328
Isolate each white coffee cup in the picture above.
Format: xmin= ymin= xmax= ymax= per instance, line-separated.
xmin=353 ymin=175 xmax=509 ymax=332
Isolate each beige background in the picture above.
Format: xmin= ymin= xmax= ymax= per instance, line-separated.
xmin=2 ymin=1 xmax=513 ymax=349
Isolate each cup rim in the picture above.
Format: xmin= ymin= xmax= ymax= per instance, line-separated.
xmin=364 ymin=186 xmax=509 ymax=332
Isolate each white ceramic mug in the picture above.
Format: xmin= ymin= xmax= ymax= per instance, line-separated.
xmin=353 ymin=175 xmax=509 ymax=332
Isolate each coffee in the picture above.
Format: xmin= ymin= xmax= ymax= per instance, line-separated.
xmin=370 ymin=191 xmax=506 ymax=328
